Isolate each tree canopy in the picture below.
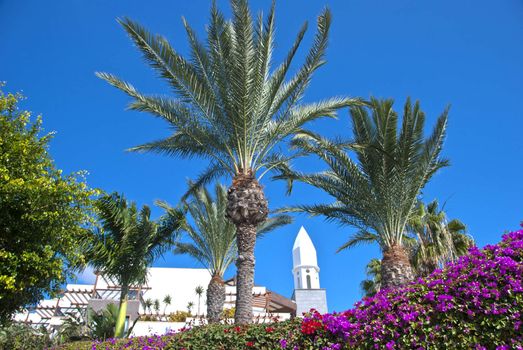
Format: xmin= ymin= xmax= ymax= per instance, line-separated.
xmin=0 ymin=87 xmax=99 ymax=324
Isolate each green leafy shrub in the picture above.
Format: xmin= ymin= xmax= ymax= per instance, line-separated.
xmin=222 ymin=308 xmax=235 ymax=320
xmin=0 ymin=323 xmax=52 ymax=350
xmin=0 ymin=87 xmax=98 ymax=323
xmin=56 ymin=319 xmax=304 ymax=350
xmin=168 ymin=311 xmax=192 ymax=323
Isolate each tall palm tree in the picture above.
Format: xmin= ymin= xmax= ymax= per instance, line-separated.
xmin=172 ymin=183 xmax=291 ymax=323
xmin=96 ymin=0 xmax=359 ymax=323
xmin=278 ymin=98 xmax=449 ymax=289
xmin=408 ymin=200 xmax=473 ymax=277
xmin=83 ymin=193 xmax=184 ymax=337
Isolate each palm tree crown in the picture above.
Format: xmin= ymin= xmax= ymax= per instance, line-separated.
xmin=85 ymin=193 xmax=184 ymax=288
xmin=409 ymin=200 xmax=473 ymax=276
xmin=97 ymin=0 xmax=358 ymax=187
xmin=83 ymin=193 xmax=184 ymax=336
xmin=174 ymin=184 xmax=237 ymax=279
xmin=360 ymin=258 xmax=381 ymax=297
xmin=279 ymin=98 xmax=449 ymax=289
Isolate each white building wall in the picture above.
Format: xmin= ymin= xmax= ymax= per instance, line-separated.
xmin=131 ymin=321 xmax=186 ymax=336
xmin=15 ymin=267 xmax=294 ymax=335
xmin=141 ymin=268 xmax=211 ymax=315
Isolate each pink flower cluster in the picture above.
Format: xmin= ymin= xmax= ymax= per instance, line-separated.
xmin=290 ymin=229 xmax=523 ymax=349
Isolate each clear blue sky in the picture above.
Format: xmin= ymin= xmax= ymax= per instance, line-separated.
xmin=1 ymin=0 xmax=522 ymax=312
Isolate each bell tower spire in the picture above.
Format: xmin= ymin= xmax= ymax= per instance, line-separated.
xmin=292 ymin=226 xmax=320 ymax=289
xmin=291 ymin=226 xmax=328 ymax=316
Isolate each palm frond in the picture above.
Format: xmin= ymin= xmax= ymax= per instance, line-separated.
xmin=278 ymin=98 xmax=450 ymax=250
xmin=98 ymin=2 xmax=357 ymax=180
xmin=85 ymin=193 xmax=183 ymax=292
xmin=256 ymin=214 xmax=292 ymax=236
xmin=336 ymin=230 xmax=380 ymax=253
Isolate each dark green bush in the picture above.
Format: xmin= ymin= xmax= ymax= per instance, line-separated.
xmin=0 ymin=323 xmax=52 ymax=350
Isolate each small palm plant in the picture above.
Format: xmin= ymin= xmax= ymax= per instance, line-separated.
xmin=83 ymin=193 xmax=184 ymax=337
xmin=87 ymin=304 xmax=118 ymax=340
xmin=163 ymin=295 xmax=172 ymax=316
xmin=153 ymin=299 xmax=161 ymax=317
xmin=195 ymin=286 xmax=204 ymax=316
xmin=186 ymin=302 xmax=194 ymax=315
xmin=57 ymin=310 xmax=91 ymax=342
xmin=172 ymin=183 xmax=290 ymax=323
xmin=144 ymin=298 xmax=153 ymax=315
xmin=97 ymin=0 xmax=359 ymax=323
xmin=279 ymin=98 xmax=449 ymax=289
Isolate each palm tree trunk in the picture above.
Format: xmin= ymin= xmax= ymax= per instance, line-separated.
xmin=207 ymin=274 xmax=225 ymax=323
xmin=234 ymin=223 xmax=257 ymax=324
xmin=197 ymin=297 xmax=201 ymax=316
xmin=114 ymin=288 xmax=128 ymax=338
xmin=226 ymin=171 xmax=268 ymax=324
xmin=380 ymin=244 xmax=414 ymax=290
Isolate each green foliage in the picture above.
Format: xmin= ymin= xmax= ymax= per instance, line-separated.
xmin=0 ymin=87 xmax=98 ymax=324
xmin=222 ymin=307 xmax=234 ymax=319
xmin=56 ymin=311 xmax=91 ymax=343
xmin=88 ymin=304 xmax=118 ymax=341
xmin=97 ymin=0 xmax=360 ymax=191
xmin=409 ymin=199 xmax=474 ymax=276
xmin=56 ymin=319 xmax=304 ymax=350
xmin=169 ymin=321 xmax=302 ymax=350
xmin=83 ymin=192 xmax=185 ymax=336
xmin=154 ymin=299 xmax=161 ymax=314
xmin=186 ymin=302 xmax=194 ymax=314
xmin=174 ymin=183 xmax=291 ymax=277
xmin=278 ymin=97 xmax=449 ymax=251
xmin=144 ymin=298 xmax=153 ymax=313
xmin=360 ymin=258 xmax=381 ymax=297
xmin=0 ymin=323 xmax=52 ymax=350
xmin=167 ymin=310 xmax=192 ymax=322
xmin=84 ymin=193 xmax=184 ymax=294
xmin=54 ymin=304 xmax=131 ymax=346
xmin=357 ymin=200 xmax=473 ymax=296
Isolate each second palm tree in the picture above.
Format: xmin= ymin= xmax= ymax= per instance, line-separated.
xmin=172 ymin=184 xmax=290 ymax=323
xmin=279 ymin=98 xmax=449 ymax=289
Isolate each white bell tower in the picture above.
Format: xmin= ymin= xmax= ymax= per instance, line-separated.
xmin=291 ymin=226 xmax=328 ymax=315
xmin=292 ymin=226 xmax=320 ymax=289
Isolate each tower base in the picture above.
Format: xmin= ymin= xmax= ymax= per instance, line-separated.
xmin=292 ymin=288 xmax=328 ymax=316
